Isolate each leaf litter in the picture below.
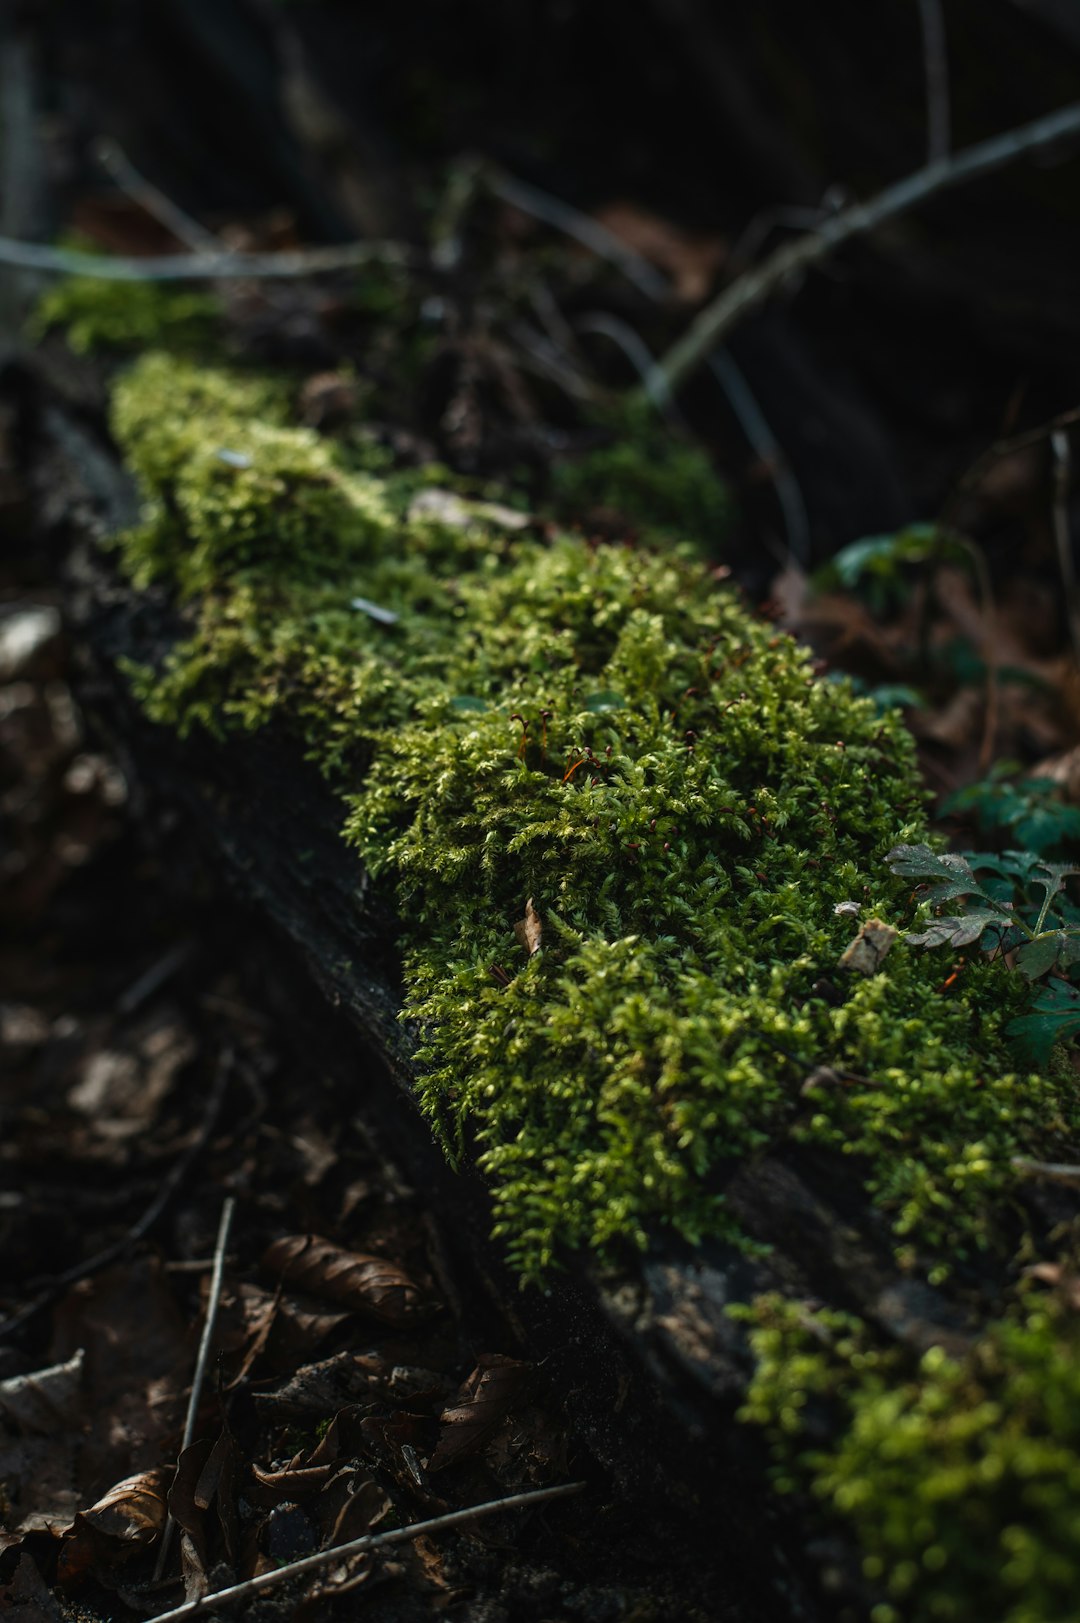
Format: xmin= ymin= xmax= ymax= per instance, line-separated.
xmin=0 ymin=576 xmax=624 ymax=1622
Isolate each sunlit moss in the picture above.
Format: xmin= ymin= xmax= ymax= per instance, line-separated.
xmin=736 ymin=1291 xmax=1080 ymax=1623
xmin=30 ymin=276 xmax=219 ymax=355
xmin=98 ymin=350 xmax=1080 ymax=1287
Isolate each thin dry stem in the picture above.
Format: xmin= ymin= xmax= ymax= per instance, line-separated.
xmin=917 ymin=0 xmax=951 ymax=163
xmin=154 ymin=1194 xmax=236 ymax=1581
xmin=148 ymin=1481 xmax=585 ymax=1622
xmin=646 ymin=100 xmax=1080 ymax=400
xmin=1051 ymin=430 xmax=1080 ymax=668
xmin=0 ymin=236 xmax=414 ymax=281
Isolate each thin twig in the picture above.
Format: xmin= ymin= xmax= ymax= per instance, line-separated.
xmin=707 ymin=349 xmax=812 ymax=566
xmin=1012 ymin=1156 xmax=1080 ymax=1187
xmin=118 ymin=940 xmax=195 ymax=1016
xmin=917 ymin=0 xmax=951 ymax=163
xmin=506 ymin=320 xmax=596 ymax=401
xmin=0 ymin=1051 xmax=233 ymax=1340
xmin=94 ymin=138 xmax=221 ymax=255
xmin=959 ymin=537 xmax=1000 ymax=772
xmin=0 ymin=236 xmax=414 ymax=281
xmin=148 ymin=1481 xmax=586 ymax=1623
xmin=1051 ymin=430 xmax=1080 ymax=668
xmin=646 ymin=100 xmax=1080 ymax=400
xmin=944 ymin=403 xmax=1080 ymax=521
xmin=484 ymin=166 xmax=669 ymax=301
xmin=154 ymin=1195 xmax=236 ymax=1581
xmin=726 ymin=201 xmax=832 ymax=279
xmin=575 ymin=311 xmax=677 ymax=417
xmin=482 ymin=163 xmax=811 ymax=561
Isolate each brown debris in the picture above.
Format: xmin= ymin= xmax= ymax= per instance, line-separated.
xmin=513 ymin=897 xmax=543 ymax=958
xmin=58 ymin=1467 xmax=171 ymax=1581
xmin=262 ymin=1234 xmax=436 ymax=1327
xmin=429 ymin=1354 xmax=533 ymax=1473
xmin=837 ymin=918 xmax=897 ymax=977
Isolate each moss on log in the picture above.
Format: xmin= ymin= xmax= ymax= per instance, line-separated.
xmin=27 ymin=311 xmax=1080 ymax=1621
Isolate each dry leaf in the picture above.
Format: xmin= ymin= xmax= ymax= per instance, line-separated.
xmin=513 ymin=898 xmax=542 ymax=958
xmin=262 ymin=1235 xmax=434 ymax=1327
xmin=428 ymin=1354 xmax=533 ymax=1473
xmin=591 ymin=202 xmax=727 ymax=302
xmin=58 ymin=1467 xmax=171 ymax=1581
xmin=837 ymin=918 xmax=897 ymax=976
xmin=0 ymin=1349 xmax=84 ymax=1435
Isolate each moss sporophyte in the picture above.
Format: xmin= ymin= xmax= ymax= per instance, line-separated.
xmin=72 ymin=332 xmax=1080 ymax=1617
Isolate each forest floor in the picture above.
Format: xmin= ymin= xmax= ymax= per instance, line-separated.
xmin=5 ymin=5 xmax=1080 ymax=1619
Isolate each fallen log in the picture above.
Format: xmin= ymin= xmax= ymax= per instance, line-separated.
xmin=18 ymin=342 xmax=1080 ymax=1623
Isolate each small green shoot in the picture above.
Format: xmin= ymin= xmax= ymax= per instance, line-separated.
xmin=942 ymin=772 xmax=1080 ymax=855
xmin=814 ymin=522 xmax=973 ymax=613
xmin=890 ymin=842 xmax=1080 ymax=1059
xmin=1006 ymin=979 xmax=1080 ymax=1065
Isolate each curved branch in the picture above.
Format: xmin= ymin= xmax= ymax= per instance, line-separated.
xmin=646 ymin=100 xmax=1080 ymax=401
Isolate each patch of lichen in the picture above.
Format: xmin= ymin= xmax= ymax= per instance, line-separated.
xmin=736 ymin=1290 xmax=1080 ymax=1623
xmin=30 ymin=275 xmax=220 ymax=355
xmin=98 ymin=348 xmax=1080 ymax=1286
xmin=552 ymin=399 xmax=731 ymax=545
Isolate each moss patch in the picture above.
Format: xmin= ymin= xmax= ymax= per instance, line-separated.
xmin=98 ymin=350 xmax=1080 ymax=1285
xmin=737 ymin=1291 xmax=1080 ymax=1623
xmin=552 ymin=399 xmax=731 ymax=544
xmin=30 ymin=275 xmax=220 ymax=355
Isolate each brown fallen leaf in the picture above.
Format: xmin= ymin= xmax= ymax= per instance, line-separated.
xmin=513 ymin=898 xmax=542 ymax=958
xmin=0 ymin=1349 xmax=84 ymax=1435
xmin=429 ymin=1355 xmax=533 ymax=1473
xmin=57 ymin=1467 xmax=171 ymax=1582
xmin=481 ymin=1400 xmax=569 ymax=1492
xmin=262 ymin=1235 xmax=434 ymax=1327
xmin=591 ymin=201 xmax=727 ymax=303
xmin=837 ymin=918 xmax=897 ymax=977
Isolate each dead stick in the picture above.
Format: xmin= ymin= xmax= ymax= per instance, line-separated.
xmin=94 ymin=138 xmax=220 ymax=255
xmin=154 ymin=1195 xmax=236 ymax=1581
xmin=917 ymin=0 xmax=951 ymax=164
xmin=0 ymin=237 xmax=414 ymax=281
xmin=148 ymin=1481 xmax=586 ymax=1623
xmin=944 ymin=403 xmax=1080 ymax=521
xmin=1052 ymin=431 xmax=1080 ymax=669
xmin=646 ymin=100 xmax=1080 ymax=400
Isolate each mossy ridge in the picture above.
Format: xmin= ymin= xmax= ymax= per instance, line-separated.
xmin=99 ymin=349 xmax=1080 ymax=1287
xmin=736 ymin=1291 xmax=1080 ymax=1623
xmin=30 ymin=274 xmax=220 ymax=356
xmin=551 ymin=398 xmax=731 ymax=544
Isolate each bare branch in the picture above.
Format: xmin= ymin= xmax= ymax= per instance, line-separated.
xmin=646 ymin=99 xmax=1080 ymax=401
xmin=484 ymin=167 xmax=670 ymax=301
xmin=154 ymin=1195 xmax=236 ymax=1581
xmin=148 ymin=1480 xmax=586 ymax=1623
xmin=94 ymin=138 xmax=220 ymax=255
xmin=0 ymin=236 xmax=414 ymax=282
xmin=917 ymin=0 xmax=951 ymax=163
xmin=1051 ymin=429 xmax=1080 ymax=667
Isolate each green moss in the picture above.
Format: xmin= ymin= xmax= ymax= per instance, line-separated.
xmin=96 ymin=351 xmax=1080 ymax=1282
xmin=30 ymin=275 xmax=219 ymax=355
xmin=736 ymin=1291 xmax=1080 ymax=1623
xmin=552 ymin=400 xmax=731 ymax=545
